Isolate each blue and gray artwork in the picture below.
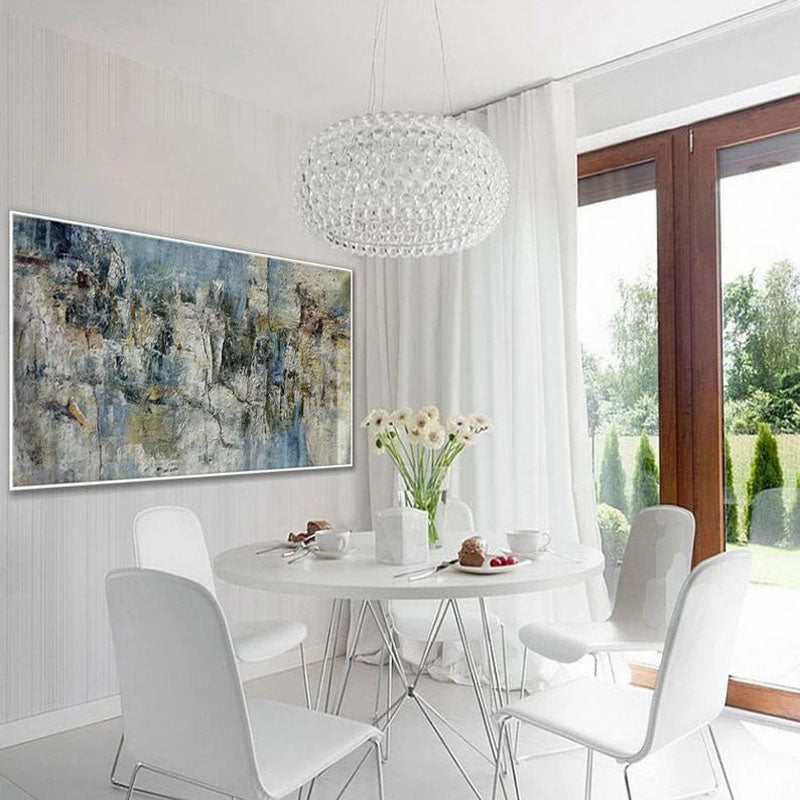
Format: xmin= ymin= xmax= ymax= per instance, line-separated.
xmin=11 ymin=214 xmax=351 ymax=488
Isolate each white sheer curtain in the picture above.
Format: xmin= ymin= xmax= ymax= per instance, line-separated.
xmin=362 ymin=81 xmax=609 ymax=686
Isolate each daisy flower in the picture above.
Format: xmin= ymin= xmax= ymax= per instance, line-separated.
xmin=367 ymin=408 xmax=390 ymax=432
xmin=392 ymin=406 xmax=413 ymax=426
xmin=458 ymin=429 xmax=477 ymax=446
xmin=420 ymin=404 xmax=440 ymax=422
xmin=447 ymin=415 xmax=467 ymax=435
xmin=469 ymin=413 xmax=492 ymax=432
xmin=423 ymin=424 xmax=446 ymax=449
xmin=408 ymin=426 xmax=424 ymax=443
xmin=412 ymin=411 xmax=430 ymax=432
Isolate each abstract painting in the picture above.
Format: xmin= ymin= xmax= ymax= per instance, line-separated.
xmin=10 ymin=213 xmax=352 ymax=489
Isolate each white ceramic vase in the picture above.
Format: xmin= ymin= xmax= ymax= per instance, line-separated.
xmin=374 ymin=507 xmax=429 ymax=566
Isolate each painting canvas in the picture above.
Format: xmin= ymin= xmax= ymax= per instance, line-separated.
xmin=10 ymin=213 xmax=352 ymax=489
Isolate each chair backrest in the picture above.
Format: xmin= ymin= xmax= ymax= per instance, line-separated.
xmin=106 ymin=569 xmax=261 ymax=799
xmin=612 ymin=505 xmax=695 ymax=630
xmin=641 ymin=550 xmax=751 ymax=757
xmin=133 ymin=506 xmax=216 ymax=596
xmin=442 ymin=498 xmax=475 ymax=534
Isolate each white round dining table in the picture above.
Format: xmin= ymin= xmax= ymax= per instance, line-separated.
xmin=215 ymin=532 xmax=604 ymax=799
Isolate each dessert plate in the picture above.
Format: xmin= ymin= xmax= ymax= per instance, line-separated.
xmin=454 ymin=557 xmax=531 ymax=575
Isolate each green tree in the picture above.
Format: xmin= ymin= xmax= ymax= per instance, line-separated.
xmin=724 ymin=437 xmax=739 ymax=543
xmin=789 ymin=472 xmax=800 ymax=548
xmin=599 ymin=427 xmax=628 ymax=517
xmin=609 ymin=274 xmax=658 ymax=415
xmin=745 ymin=422 xmax=785 ymax=543
xmin=631 ymin=432 xmax=659 ymax=516
xmin=723 ymin=271 xmax=759 ymax=402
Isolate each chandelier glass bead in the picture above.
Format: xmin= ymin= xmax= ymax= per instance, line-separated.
xmin=295 ymin=111 xmax=509 ymax=258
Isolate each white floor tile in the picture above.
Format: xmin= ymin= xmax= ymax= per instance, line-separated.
xmin=0 ymin=661 xmax=798 ymax=799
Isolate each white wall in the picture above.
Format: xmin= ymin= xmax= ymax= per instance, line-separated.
xmin=0 ymin=14 xmax=369 ymax=731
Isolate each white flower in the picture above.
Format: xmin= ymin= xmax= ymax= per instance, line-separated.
xmin=408 ymin=426 xmax=424 ymax=443
xmin=392 ymin=406 xmax=413 ymax=426
xmin=420 ymin=404 xmax=440 ymax=422
xmin=458 ymin=429 xmax=477 ymax=446
xmin=368 ymin=408 xmax=390 ymax=432
xmin=447 ymin=415 xmax=467 ymax=435
xmin=371 ymin=434 xmax=387 ymax=454
xmin=469 ymin=413 xmax=492 ymax=432
xmin=411 ymin=411 xmax=430 ymax=431
xmin=422 ymin=424 xmax=446 ymax=449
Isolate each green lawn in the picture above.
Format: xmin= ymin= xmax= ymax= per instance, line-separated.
xmin=729 ymin=542 xmax=800 ymax=590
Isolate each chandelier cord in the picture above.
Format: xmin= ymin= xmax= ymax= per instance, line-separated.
xmin=367 ymin=0 xmax=389 ymax=113
xmin=432 ymin=0 xmax=453 ymax=115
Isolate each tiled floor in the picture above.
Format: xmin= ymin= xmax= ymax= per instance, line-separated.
xmin=1 ymin=660 xmax=799 ymax=799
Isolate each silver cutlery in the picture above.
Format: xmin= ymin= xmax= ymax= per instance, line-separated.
xmin=282 ymin=537 xmax=316 ymax=558
xmin=286 ymin=548 xmax=312 ymax=565
xmin=255 ymin=543 xmax=284 ymax=555
xmin=393 ymin=559 xmax=455 ymax=579
xmin=406 ymin=559 xmax=458 ymax=582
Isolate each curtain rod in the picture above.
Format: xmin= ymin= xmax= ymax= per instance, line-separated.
xmin=454 ymin=0 xmax=800 ymax=115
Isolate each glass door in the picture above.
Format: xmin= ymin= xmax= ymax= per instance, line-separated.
xmin=577 ymin=133 xmax=678 ymax=599
xmin=690 ymin=96 xmax=800 ymax=719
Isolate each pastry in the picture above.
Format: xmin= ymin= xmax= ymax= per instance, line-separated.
xmin=459 ymin=536 xmax=487 ymax=567
xmin=307 ymin=520 xmax=332 ymax=534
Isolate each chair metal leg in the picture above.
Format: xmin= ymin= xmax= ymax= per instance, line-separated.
xmin=584 ymin=749 xmax=594 ymax=800
xmin=623 ymin=763 xmax=633 ymax=800
xmin=708 ymin=724 xmax=735 ymax=800
xmin=493 ymin=716 xmax=521 ymax=800
xmin=382 ymin=644 xmax=393 ymax=761
xmin=606 ymin=651 xmax=618 ymax=684
xmin=374 ymin=739 xmax=385 ymax=800
xmin=110 ymin=735 xmax=189 ymax=800
xmin=125 ymin=764 xmax=144 ymax=800
xmin=500 ymin=623 xmax=511 ymax=706
xmin=299 ymin=643 xmax=311 ymax=709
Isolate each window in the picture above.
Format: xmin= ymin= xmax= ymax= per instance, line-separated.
xmin=579 ymin=95 xmax=800 ymax=720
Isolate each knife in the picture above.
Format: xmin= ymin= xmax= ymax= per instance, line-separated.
xmin=406 ymin=559 xmax=458 ymax=582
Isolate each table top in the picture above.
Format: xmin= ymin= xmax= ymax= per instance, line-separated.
xmin=214 ymin=532 xmax=604 ymax=600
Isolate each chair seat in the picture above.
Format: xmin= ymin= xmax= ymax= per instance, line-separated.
xmin=248 ymin=697 xmax=379 ymax=799
xmin=229 ymin=620 xmax=307 ymax=664
xmin=391 ymin=599 xmax=502 ymax=643
xmin=499 ymin=677 xmax=652 ymax=760
xmin=518 ymin=619 xmax=666 ymax=663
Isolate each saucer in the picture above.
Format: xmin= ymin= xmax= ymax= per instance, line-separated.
xmin=502 ymin=547 xmax=545 ymax=560
xmin=311 ymin=547 xmax=356 ymax=560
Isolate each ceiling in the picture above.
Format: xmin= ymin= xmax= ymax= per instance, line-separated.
xmin=5 ymin=0 xmax=784 ymax=124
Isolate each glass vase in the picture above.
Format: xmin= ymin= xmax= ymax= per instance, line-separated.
xmin=398 ymin=488 xmax=446 ymax=549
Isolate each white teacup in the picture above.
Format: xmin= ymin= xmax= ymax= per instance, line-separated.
xmin=316 ymin=529 xmax=351 ymax=554
xmin=507 ymin=529 xmax=551 ymax=555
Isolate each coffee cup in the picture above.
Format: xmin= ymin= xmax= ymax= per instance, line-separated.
xmin=316 ymin=529 xmax=351 ymax=553
xmin=506 ymin=529 xmax=551 ymax=555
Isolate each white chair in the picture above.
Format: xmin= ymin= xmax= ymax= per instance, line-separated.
xmin=518 ymin=505 xmax=695 ymax=687
xmin=133 ymin=506 xmax=310 ymax=693
xmin=492 ymin=549 xmax=751 ymax=800
xmin=106 ymin=568 xmax=384 ymax=800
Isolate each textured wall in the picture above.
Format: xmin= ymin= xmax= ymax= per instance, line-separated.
xmin=0 ymin=14 xmax=369 ymax=724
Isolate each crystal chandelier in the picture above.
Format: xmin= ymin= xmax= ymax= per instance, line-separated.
xmin=295 ymin=1 xmax=509 ymax=259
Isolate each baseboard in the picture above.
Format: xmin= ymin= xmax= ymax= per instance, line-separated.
xmin=0 ymin=640 xmax=335 ymax=750
xmin=0 ymin=695 xmax=122 ymax=750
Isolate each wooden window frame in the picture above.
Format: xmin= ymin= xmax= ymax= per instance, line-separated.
xmin=578 ymin=94 xmax=800 ymax=722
